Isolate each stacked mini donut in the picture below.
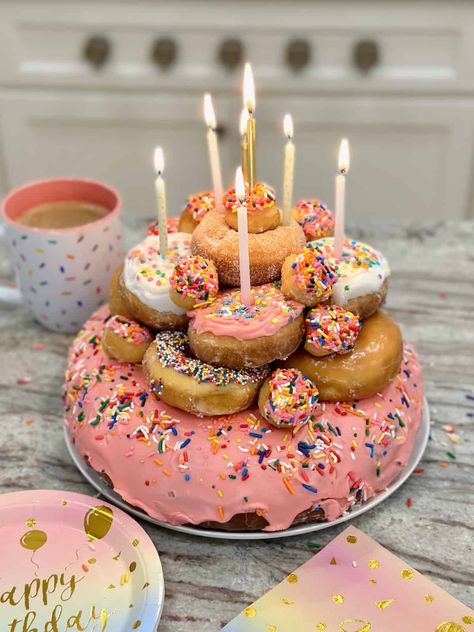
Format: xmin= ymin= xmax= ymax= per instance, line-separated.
xmin=106 ymin=184 xmax=402 ymax=434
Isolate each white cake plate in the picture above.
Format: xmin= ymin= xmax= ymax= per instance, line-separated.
xmin=65 ymin=397 xmax=430 ymax=540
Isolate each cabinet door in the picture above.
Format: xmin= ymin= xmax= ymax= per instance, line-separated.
xmin=255 ymin=96 xmax=474 ymax=221
xmin=0 ymin=92 xmax=234 ymax=218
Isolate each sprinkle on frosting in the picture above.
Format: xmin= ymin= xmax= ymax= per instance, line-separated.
xmin=105 ymin=315 xmax=152 ymax=345
xmin=261 ymin=368 xmax=320 ymax=429
xmin=188 ymin=283 xmax=304 ymax=341
xmin=153 ymin=331 xmax=270 ymax=386
xmin=291 ymin=243 xmax=337 ymax=299
xmin=170 ymin=255 xmax=218 ymax=303
xmin=183 ymin=191 xmax=215 ymax=222
xmin=147 ymin=217 xmax=179 ymax=236
xmin=224 ymin=182 xmax=276 ymax=213
xmin=305 ymin=305 xmax=361 ymax=355
xmin=294 ymin=199 xmax=334 ymax=240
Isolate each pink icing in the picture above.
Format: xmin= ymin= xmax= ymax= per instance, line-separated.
xmin=64 ymin=306 xmax=424 ymax=531
xmin=188 ymin=283 xmax=304 ymax=341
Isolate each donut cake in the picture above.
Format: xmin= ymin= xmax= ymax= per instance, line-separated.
xmin=64 ymin=180 xmax=425 ymax=532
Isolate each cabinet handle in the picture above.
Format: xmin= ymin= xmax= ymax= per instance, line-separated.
xmin=286 ymin=39 xmax=311 ymax=72
xmin=353 ymin=40 xmax=379 ymax=72
xmin=83 ymin=35 xmax=111 ymax=69
xmin=151 ymin=38 xmax=178 ymax=70
xmin=218 ymin=39 xmax=243 ymax=71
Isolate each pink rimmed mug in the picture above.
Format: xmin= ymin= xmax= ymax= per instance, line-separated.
xmin=0 ymin=178 xmax=123 ymax=333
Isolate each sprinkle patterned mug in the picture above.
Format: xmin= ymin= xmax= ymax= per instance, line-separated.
xmin=0 ymin=178 xmax=123 ymax=333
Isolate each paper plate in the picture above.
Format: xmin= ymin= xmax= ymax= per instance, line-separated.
xmin=0 ymin=490 xmax=164 ymax=629
xmin=66 ymin=398 xmax=430 ymax=541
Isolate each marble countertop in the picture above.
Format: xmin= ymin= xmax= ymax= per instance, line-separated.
xmin=0 ymin=220 xmax=473 ymax=630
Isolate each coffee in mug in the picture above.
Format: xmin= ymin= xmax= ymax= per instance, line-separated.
xmin=16 ymin=201 xmax=109 ymax=229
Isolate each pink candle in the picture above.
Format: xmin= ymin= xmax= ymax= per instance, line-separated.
xmin=235 ymin=166 xmax=252 ymax=305
xmin=333 ymin=138 xmax=350 ymax=259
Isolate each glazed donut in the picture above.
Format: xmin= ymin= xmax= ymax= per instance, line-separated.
xmin=281 ymin=243 xmax=337 ymax=307
xmin=192 ymin=210 xmax=306 ymax=287
xmin=224 ymin=182 xmax=280 ymax=233
xmin=258 ymin=368 xmax=320 ymax=430
xmin=304 ymin=305 xmax=361 ymax=357
xmin=102 ymin=315 xmax=152 ymax=363
xmin=147 ymin=216 xmax=179 ymax=236
xmin=119 ymin=233 xmax=192 ymax=330
xmin=108 ymin=265 xmax=134 ymax=319
xmin=309 ymin=237 xmax=390 ymax=319
xmin=188 ymin=283 xmax=305 ymax=368
xmin=293 ymin=199 xmax=334 ymax=241
xmin=281 ymin=310 xmax=403 ymax=401
xmin=178 ymin=191 xmax=215 ymax=233
xmin=142 ymin=331 xmax=269 ymax=416
xmin=169 ymin=255 xmax=219 ymax=310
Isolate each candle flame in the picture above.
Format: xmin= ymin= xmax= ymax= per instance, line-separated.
xmin=235 ymin=166 xmax=245 ymax=198
xmin=204 ymin=93 xmax=217 ymax=130
xmin=243 ymin=62 xmax=255 ymax=113
xmin=154 ymin=146 xmax=164 ymax=175
xmin=239 ymin=107 xmax=249 ymax=136
xmin=338 ymin=138 xmax=350 ymax=174
xmin=283 ymin=113 xmax=293 ymax=140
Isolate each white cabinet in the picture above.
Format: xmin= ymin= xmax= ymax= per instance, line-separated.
xmin=1 ymin=0 xmax=474 ymax=221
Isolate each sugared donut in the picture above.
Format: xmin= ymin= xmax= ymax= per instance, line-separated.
xmin=120 ymin=233 xmax=192 ymax=330
xmin=310 ymin=237 xmax=390 ymax=319
xmin=293 ymin=199 xmax=334 ymax=241
xmin=281 ymin=243 xmax=337 ymax=307
xmin=258 ymin=368 xmax=320 ymax=430
xmin=169 ymin=255 xmax=219 ymax=310
xmin=102 ymin=315 xmax=152 ymax=363
xmin=178 ymin=191 xmax=215 ymax=233
xmin=143 ymin=331 xmax=269 ymax=416
xmin=304 ymin=305 xmax=361 ymax=357
xmin=147 ymin=216 xmax=179 ymax=236
xmin=188 ymin=283 xmax=305 ymax=368
xmin=282 ymin=310 xmax=403 ymax=401
xmin=224 ymin=182 xmax=280 ymax=233
xmin=108 ymin=265 xmax=134 ymax=319
xmin=192 ymin=210 xmax=306 ymax=287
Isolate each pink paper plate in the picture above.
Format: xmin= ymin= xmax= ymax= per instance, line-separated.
xmin=0 ymin=490 xmax=164 ymax=630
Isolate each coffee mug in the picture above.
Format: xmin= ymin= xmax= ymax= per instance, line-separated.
xmin=0 ymin=178 xmax=123 ymax=333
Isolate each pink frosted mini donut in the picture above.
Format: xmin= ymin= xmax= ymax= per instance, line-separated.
xmin=102 ymin=314 xmax=153 ymax=363
xmin=258 ymin=368 xmax=320 ymax=430
xmin=305 ymin=305 xmax=361 ymax=357
xmin=281 ymin=243 xmax=337 ymax=307
xmin=223 ymin=182 xmax=281 ymax=233
xmin=169 ymin=255 xmax=219 ymax=310
xmin=293 ymin=199 xmax=334 ymax=241
xmin=178 ymin=191 xmax=215 ymax=233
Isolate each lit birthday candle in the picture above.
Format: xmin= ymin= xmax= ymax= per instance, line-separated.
xmin=153 ymin=146 xmax=168 ymax=256
xmin=204 ymin=93 xmax=224 ymax=210
xmin=282 ymin=113 xmax=295 ymax=226
xmin=235 ymin=166 xmax=252 ymax=305
xmin=239 ymin=107 xmax=249 ymax=185
xmin=333 ymin=138 xmax=350 ymax=259
xmin=243 ymin=63 xmax=256 ymax=192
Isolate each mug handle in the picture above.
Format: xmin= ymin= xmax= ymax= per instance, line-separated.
xmin=0 ymin=224 xmax=22 ymax=304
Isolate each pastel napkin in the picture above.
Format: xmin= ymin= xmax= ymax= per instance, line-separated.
xmin=221 ymin=527 xmax=473 ymax=632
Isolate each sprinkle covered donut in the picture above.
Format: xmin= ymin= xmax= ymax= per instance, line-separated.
xmin=120 ymin=233 xmax=192 ymax=330
xmin=304 ymin=305 xmax=361 ymax=357
xmin=102 ymin=314 xmax=152 ymax=363
xmin=188 ymin=283 xmax=305 ymax=368
xmin=281 ymin=243 xmax=337 ymax=307
xmin=178 ymin=191 xmax=215 ymax=233
xmin=65 ymin=306 xmax=424 ymax=531
xmin=143 ymin=331 xmax=269 ymax=416
xmin=293 ymin=199 xmax=334 ymax=241
xmin=310 ymin=237 xmax=390 ymax=319
xmin=258 ymin=368 xmax=320 ymax=430
xmin=224 ymin=182 xmax=281 ymax=233
xmin=169 ymin=255 xmax=219 ymax=310
xmin=147 ymin=216 xmax=179 ymax=236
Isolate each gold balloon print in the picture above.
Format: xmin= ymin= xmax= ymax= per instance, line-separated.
xmin=339 ymin=620 xmax=372 ymax=632
xmin=20 ymin=529 xmax=47 ymax=552
xmin=435 ymin=624 xmax=466 ymax=632
xmin=84 ymin=505 xmax=114 ymax=541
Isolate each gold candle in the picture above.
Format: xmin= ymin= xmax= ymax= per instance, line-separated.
xmin=239 ymin=107 xmax=249 ymax=185
xmin=243 ymin=63 xmax=256 ymax=192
